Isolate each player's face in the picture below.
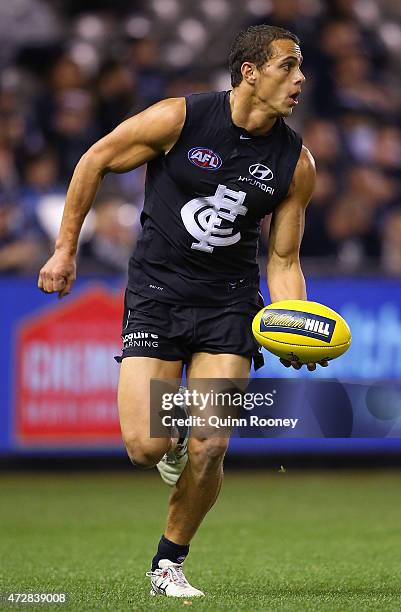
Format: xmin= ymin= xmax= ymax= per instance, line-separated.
xmin=255 ymin=39 xmax=305 ymax=116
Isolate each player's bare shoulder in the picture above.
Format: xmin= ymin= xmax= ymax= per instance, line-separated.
xmin=88 ymin=97 xmax=186 ymax=174
xmin=138 ymin=97 xmax=186 ymax=154
xmin=288 ymin=145 xmax=316 ymax=205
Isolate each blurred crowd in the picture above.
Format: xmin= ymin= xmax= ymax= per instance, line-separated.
xmin=1 ymin=0 xmax=401 ymax=277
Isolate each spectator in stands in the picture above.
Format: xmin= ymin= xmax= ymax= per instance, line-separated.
xmin=381 ymin=208 xmax=401 ymax=275
xmin=303 ymin=118 xmax=345 ymax=171
xmin=49 ymin=89 xmax=100 ymax=181
xmin=78 ymin=196 xmax=139 ymax=275
xmin=0 ymin=196 xmax=43 ymax=273
xmin=373 ymin=126 xmax=401 ymax=177
xmin=0 ymin=0 xmax=400 ymax=275
xmin=128 ymin=38 xmax=167 ymax=109
xmin=0 ymin=146 xmax=18 ymax=198
xmin=301 ymin=169 xmax=338 ymax=258
xmin=327 ymin=166 xmax=399 ymax=268
xmin=96 ymin=60 xmax=137 ymax=133
xmin=19 ymin=149 xmax=62 ymax=219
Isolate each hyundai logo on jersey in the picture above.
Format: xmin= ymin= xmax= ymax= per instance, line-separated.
xmin=249 ymin=163 xmax=274 ymax=181
xmin=188 ymin=147 xmax=222 ymax=170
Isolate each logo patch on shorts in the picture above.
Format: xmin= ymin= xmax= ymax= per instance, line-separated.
xmin=123 ymin=332 xmax=159 ymax=349
xmin=260 ymin=309 xmax=336 ymax=343
xmin=188 ymin=147 xmax=222 ymax=170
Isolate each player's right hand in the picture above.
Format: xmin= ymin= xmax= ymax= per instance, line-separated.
xmin=38 ymin=251 xmax=76 ymax=299
xmin=279 ymin=357 xmax=329 ymax=371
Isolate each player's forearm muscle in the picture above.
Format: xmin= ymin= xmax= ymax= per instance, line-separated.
xmin=266 ymin=146 xmax=315 ymax=303
xmin=55 ymin=98 xmax=186 ymax=255
xmin=267 ymin=258 xmax=306 ymax=302
xmin=55 ymin=154 xmax=102 ymax=255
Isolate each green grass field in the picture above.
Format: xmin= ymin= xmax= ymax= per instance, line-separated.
xmin=1 ymin=469 xmax=401 ymax=611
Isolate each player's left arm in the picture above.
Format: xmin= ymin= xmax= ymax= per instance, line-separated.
xmin=266 ymin=145 xmax=328 ymax=371
xmin=266 ymin=145 xmax=313 ymax=302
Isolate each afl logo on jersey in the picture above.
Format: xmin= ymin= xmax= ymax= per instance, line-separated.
xmin=188 ymin=147 xmax=222 ymax=170
xmin=249 ymin=163 xmax=274 ymax=181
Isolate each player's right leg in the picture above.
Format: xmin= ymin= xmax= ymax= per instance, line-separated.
xmin=119 ymin=356 xmax=204 ymax=598
xmin=118 ymin=356 xmax=183 ymax=468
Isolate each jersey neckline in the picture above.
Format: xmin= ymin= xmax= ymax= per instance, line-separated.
xmin=223 ymin=90 xmax=281 ymax=141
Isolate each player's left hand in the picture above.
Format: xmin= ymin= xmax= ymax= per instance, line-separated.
xmin=279 ymin=357 xmax=329 ymax=371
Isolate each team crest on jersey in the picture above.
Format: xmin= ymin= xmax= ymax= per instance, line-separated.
xmin=181 ymin=184 xmax=247 ymax=253
xmin=188 ymin=147 xmax=222 ymax=170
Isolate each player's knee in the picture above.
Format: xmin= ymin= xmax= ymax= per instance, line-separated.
xmin=190 ymin=438 xmax=228 ymax=475
xmin=123 ymin=435 xmax=166 ymax=469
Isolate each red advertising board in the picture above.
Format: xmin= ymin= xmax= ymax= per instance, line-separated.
xmin=15 ymin=286 xmax=124 ymax=447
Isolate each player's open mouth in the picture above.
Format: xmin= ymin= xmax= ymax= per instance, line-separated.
xmin=288 ymin=91 xmax=301 ymax=105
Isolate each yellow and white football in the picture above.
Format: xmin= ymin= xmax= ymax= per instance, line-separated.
xmin=252 ymin=300 xmax=351 ymax=363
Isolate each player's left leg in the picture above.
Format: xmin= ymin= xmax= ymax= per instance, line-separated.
xmin=147 ymin=353 xmax=250 ymax=597
xmin=164 ymin=352 xmax=250 ymax=544
xmin=148 ymin=299 xmax=262 ymax=597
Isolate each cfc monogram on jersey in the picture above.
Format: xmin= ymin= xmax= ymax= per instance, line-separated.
xmin=181 ymin=184 xmax=247 ymax=253
xmin=129 ymin=90 xmax=302 ymax=305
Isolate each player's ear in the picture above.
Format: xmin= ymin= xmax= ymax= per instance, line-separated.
xmin=241 ymin=62 xmax=257 ymax=84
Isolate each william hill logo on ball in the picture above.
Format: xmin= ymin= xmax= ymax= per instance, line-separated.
xmin=260 ymin=309 xmax=336 ymax=343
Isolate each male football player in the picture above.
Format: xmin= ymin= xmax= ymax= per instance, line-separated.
xmin=38 ymin=25 xmax=327 ymax=597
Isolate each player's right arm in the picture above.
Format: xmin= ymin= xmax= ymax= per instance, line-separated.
xmin=37 ymin=97 xmax=186 ymax=298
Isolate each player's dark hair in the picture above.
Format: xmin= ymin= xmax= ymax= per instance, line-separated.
xmin=229 ymin=25 xmax=300 ymax=88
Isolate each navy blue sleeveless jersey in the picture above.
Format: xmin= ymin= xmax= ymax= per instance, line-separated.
xmin=128 ymin=90 xmax=302 ymax=306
